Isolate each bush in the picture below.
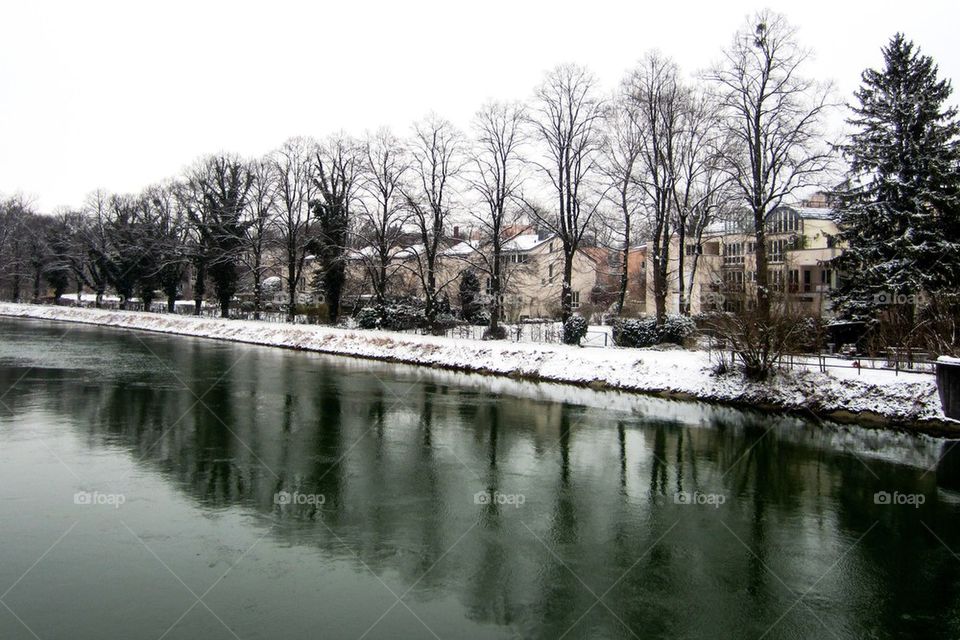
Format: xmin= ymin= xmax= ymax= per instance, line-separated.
xmin=563 ymin=315 xmax=589 ymax=346
xmin=613 ymin=314 xmax=696 ymax=348
xmin=657 ymin=314 xmax=696 ymax=345
xmin=613 ymin=318 xmax=658 ymax=348
xmin=356 ymin=307 xmax=382 ymax=329
xmin=467 ymin=309 xmax=491 ymax=326
xmin=482 ymin=325 xmax=507 ymax=340
xmin=356 ymin=303 xmax=425 ymax=331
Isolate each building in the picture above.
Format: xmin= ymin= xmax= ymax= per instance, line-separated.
xmin=645 ymin=194 xmax=842 ymax=317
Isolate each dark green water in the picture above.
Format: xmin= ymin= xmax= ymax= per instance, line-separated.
xmin=0 ymin=317 xmax=958 ymax=640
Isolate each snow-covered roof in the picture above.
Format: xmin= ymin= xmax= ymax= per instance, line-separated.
xmin=503 ymin=234 xmax=552 ymax=253
xmin=394 ymin=244 xmax=425 ymax=260
xmin=791 ymin=206 xmax=834 ymax=220
xmin=347 ymin=246 xmax=377 ymax=260
xmin=443 ymin=241 xmax=479 ymax=257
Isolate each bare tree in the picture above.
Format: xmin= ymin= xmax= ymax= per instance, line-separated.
xmin=403 ymin=115 xmax=464 ymax=331
xmin=143 ymin=182 xmax=190 ymax=312
xmin=355 ymin=128 xmax=411 ymax=306
xmin=242 ymin=159 xmax=279 ymax=320
xmin=466 ymin=101 xmax=527 ymax=338
xmin=313 ymin=134 xmax=360 ymax=324
xmin=0 ymin=196 xmax=35 ymax=302
xmin=527 ymin=64 xmax=606 ymax=322
xmin=670 ymin=89 xmax=731 ymax=315
xmin=79 ymin=190 xmax=113 ymax=307
xmin=624 ymin=53 xmax=687 ymax=323
xmin=601 ymin=93 xmax=645 ymax=314
xmin=183 ymin=155 xmax=254 ymax=318
xmin=271 ymin=137 xmax=317 ymax=321
xmin=706 ymin=10 xmax=834 ymax=323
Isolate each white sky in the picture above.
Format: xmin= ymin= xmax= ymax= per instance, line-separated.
xmin=2 ymin=0 xmax=958 ymax=211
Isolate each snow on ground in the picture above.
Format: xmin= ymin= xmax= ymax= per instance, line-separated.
xmin=0 ymin=302 xmax=951 ymax=431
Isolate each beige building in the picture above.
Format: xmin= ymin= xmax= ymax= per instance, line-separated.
xmin=646 ymin=196 xmax=842 ymax=318
xmin=442 ymin=232 xmax=613 ymax=321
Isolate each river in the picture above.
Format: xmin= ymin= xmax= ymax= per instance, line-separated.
xmin=0 ymin=317 xmax=957 ymax=639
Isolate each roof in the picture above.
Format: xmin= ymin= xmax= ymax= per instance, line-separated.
xmin=442 ymin=241 xmax=479 ymax=257
xmin=503 ymin=233 xmax=552 ymax=252
xmin=394 ymin=244 xmax=425 ymax=260
xmin=790 ymin=206 xmax=835 ymax=220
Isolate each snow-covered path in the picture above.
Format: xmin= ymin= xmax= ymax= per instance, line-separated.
xmin=0 ymin=303 xmax=952 ymax=432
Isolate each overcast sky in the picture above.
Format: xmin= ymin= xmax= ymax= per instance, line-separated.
xmin=2 ymin=0 xmax=958 ymax=211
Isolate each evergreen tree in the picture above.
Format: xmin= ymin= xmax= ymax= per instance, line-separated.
xmin=458 ymin=269 xmax=482 ymax=323
xmin=834 ymin=33 xmax=960 ymax=316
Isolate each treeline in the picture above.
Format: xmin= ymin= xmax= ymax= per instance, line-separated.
xmin=1 ymin=10 xmax=958 ymax=351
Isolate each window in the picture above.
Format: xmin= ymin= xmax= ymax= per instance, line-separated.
xmin=722 ymin=242 xmax=744 ymax=265
xmin=548 ymin=263 xmax=554 ymax=279
xmin=767 ymin=239 xmax=788 ymax=263
xmin=485 ymin=277 xmax=492 ymax=296
xmin=821 ymin=269 xmax=833 ymax=289
xmin=766 ymin=209 xmax=800 ymax=234
xmin=571 ymin=291 xmax=581 ymax=309
xmin=685 ymin=243 xmax=702 ymax=256
xmin=788 ymin=269 xmax=799 ymax=293
xmin=803 ymin=269 xmax=811 ymax=293
xmin=768 ymin=269 xmax=784 ymax=292
xmin=723 ymin=270 xmax=745 ymax=292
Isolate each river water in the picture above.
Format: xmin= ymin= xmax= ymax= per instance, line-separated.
xmin=0 ymin=317 xmax=958 ymax=639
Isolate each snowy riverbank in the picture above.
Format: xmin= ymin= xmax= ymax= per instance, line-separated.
xmin=0 ymin=302 xmax=953 ymax=433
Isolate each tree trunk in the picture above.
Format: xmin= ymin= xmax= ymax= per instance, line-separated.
xmin=425 ymin=259 xmax=438 ymax=332
xmin=32 ymin=266 xmax=42 ymax=303
xmin=753 ymin=207 xmax=770 ymax=323
xmin=677 ymin=225 xmax=687 ymax=315
xmin=561 ymin=251 xmax=574 ymax=322
xmin=488 ymin=243 xmax=503 ymax=336
xmin=287 ymin=256 xmax=297 ymax=323
xmin=617 ymin=232 xmax=630 ymax=315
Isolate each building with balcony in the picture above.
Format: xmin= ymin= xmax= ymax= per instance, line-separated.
xmin=645 ymin=194 xmax=843 ymax=317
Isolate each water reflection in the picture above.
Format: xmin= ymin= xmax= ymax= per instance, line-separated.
xmin=0 ymin=318 xmax=959 ymax=639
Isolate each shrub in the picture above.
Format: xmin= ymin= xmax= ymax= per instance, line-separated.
xmin=482 ymin=325 xmax=507 ymax=340
xmin=467 ymin=309 xmax=491 ymax=326
xmin=612 ymin=318 xmax=658 ymax=348
xmin=356 ymin=303 xmax=425 ymax=331
xmin=563 ymin=315 xmax=589 ymax=346
xmin=613 ymin=314 xmax=696 ymax=348
xmin=657 ymin=314 xmax=696 ymax=345
xmin=356 ymin=307 xmax=382 ymax=329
